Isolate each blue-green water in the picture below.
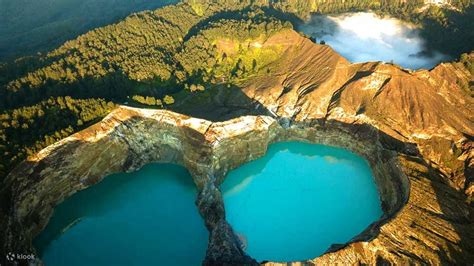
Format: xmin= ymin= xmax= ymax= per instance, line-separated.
xmin=222 ymin=142 xmax=383 ymax=262
xmin=34 ymin=164 xmax=208 ymax=266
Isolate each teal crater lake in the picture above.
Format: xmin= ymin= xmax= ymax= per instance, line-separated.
xmin=34 ymin=164 xmax=208 ymax=266
xmin=222 ymin=142 xmax=383 ymax=262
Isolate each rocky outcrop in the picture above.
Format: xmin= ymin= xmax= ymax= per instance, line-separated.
xmin=237 ymin=30 xmax=473 ymax=141
xmin=201 ymin=29 xmax=473 ymax=201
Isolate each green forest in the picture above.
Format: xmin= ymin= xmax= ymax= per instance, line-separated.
xmin=0 ymin=0 xmax=473 ymax=180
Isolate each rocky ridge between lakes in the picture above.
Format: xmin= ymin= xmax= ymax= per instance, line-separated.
xmin=1 ymin=105 xmax=473 ymax=265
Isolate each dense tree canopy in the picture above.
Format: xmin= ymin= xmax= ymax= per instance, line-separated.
xmin=0 ymin=97 xmax=115 ymax=178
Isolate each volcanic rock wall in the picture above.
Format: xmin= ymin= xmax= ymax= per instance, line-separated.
xmin=2 ymin=106 xmax=472 ymax=265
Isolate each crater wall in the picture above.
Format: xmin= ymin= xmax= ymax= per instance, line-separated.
xmin=3 ymin=106 xmax=470 ymax=265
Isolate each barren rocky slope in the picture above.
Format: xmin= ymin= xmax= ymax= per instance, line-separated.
xmin=196 ymin=29 xmax=474 ymax=200
xmin=1 ymin=28 xmax=473 ymax=266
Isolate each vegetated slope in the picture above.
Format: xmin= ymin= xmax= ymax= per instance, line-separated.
xmin=0 ymin=1 xmax=287 ymax=108
xmin=0 ymin=2 xmax=293 ymax=179
xmin=3 ymin=0 xmax=471 ymax=60
xmin=273 ymin=0 xmax=474 ymax=58
xmin=1 ymin=0 xmax=472 ymax=108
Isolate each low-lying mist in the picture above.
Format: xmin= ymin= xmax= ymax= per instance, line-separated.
xmin=298 ymin=12 xmax=448 ymax=70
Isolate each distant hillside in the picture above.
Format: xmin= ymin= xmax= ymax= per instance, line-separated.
xmin=0 ymin=0 xmax=177 ymax=60
xmin=0 ymin=0 xmax=472 ymax=60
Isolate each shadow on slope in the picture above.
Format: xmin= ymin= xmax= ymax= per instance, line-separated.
xmin=169 ymin=84 xmax=274 ymax=122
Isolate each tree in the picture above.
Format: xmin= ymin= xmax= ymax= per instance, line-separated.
xmin=163 ymin=95 xmax=175 ymax=105
xmin=132 ymin=95 xmax=146 ymax=104
xmin=155 ymin=99 xmax=163 ymax=107
xmin=145 ymin=96 xmax=156 ymax=105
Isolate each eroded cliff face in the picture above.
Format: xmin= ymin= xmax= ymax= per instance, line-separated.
xmin=1 ymin=105 xmax=473 ymax=265
xmin=172 ymin=29 xmax=473 ymax=205
xmin=236 ymin=30 xmax=473 ymax=139
xmin=193 ymin=29 xmax=473 ymax=202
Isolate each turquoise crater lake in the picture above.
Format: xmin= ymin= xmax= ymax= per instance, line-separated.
xmin=222 ymin=142 xmax=383 ymax=262
xmin=34 ymin=164 xmax=208 ymax=266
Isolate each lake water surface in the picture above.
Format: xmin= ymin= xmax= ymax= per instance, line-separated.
xmin=35 ymin=142 xmax=383 ymax=264
xmin=298 ymin=12 xmax=448 ymax=69
xmin=34 ymin=164 xmax=208 ymax=266
xmin=222 ymin=142 xmax=383 ymax=262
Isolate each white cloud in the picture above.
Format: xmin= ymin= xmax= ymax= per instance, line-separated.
xmin=298 ymin=12 xmax=448 ymax=70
